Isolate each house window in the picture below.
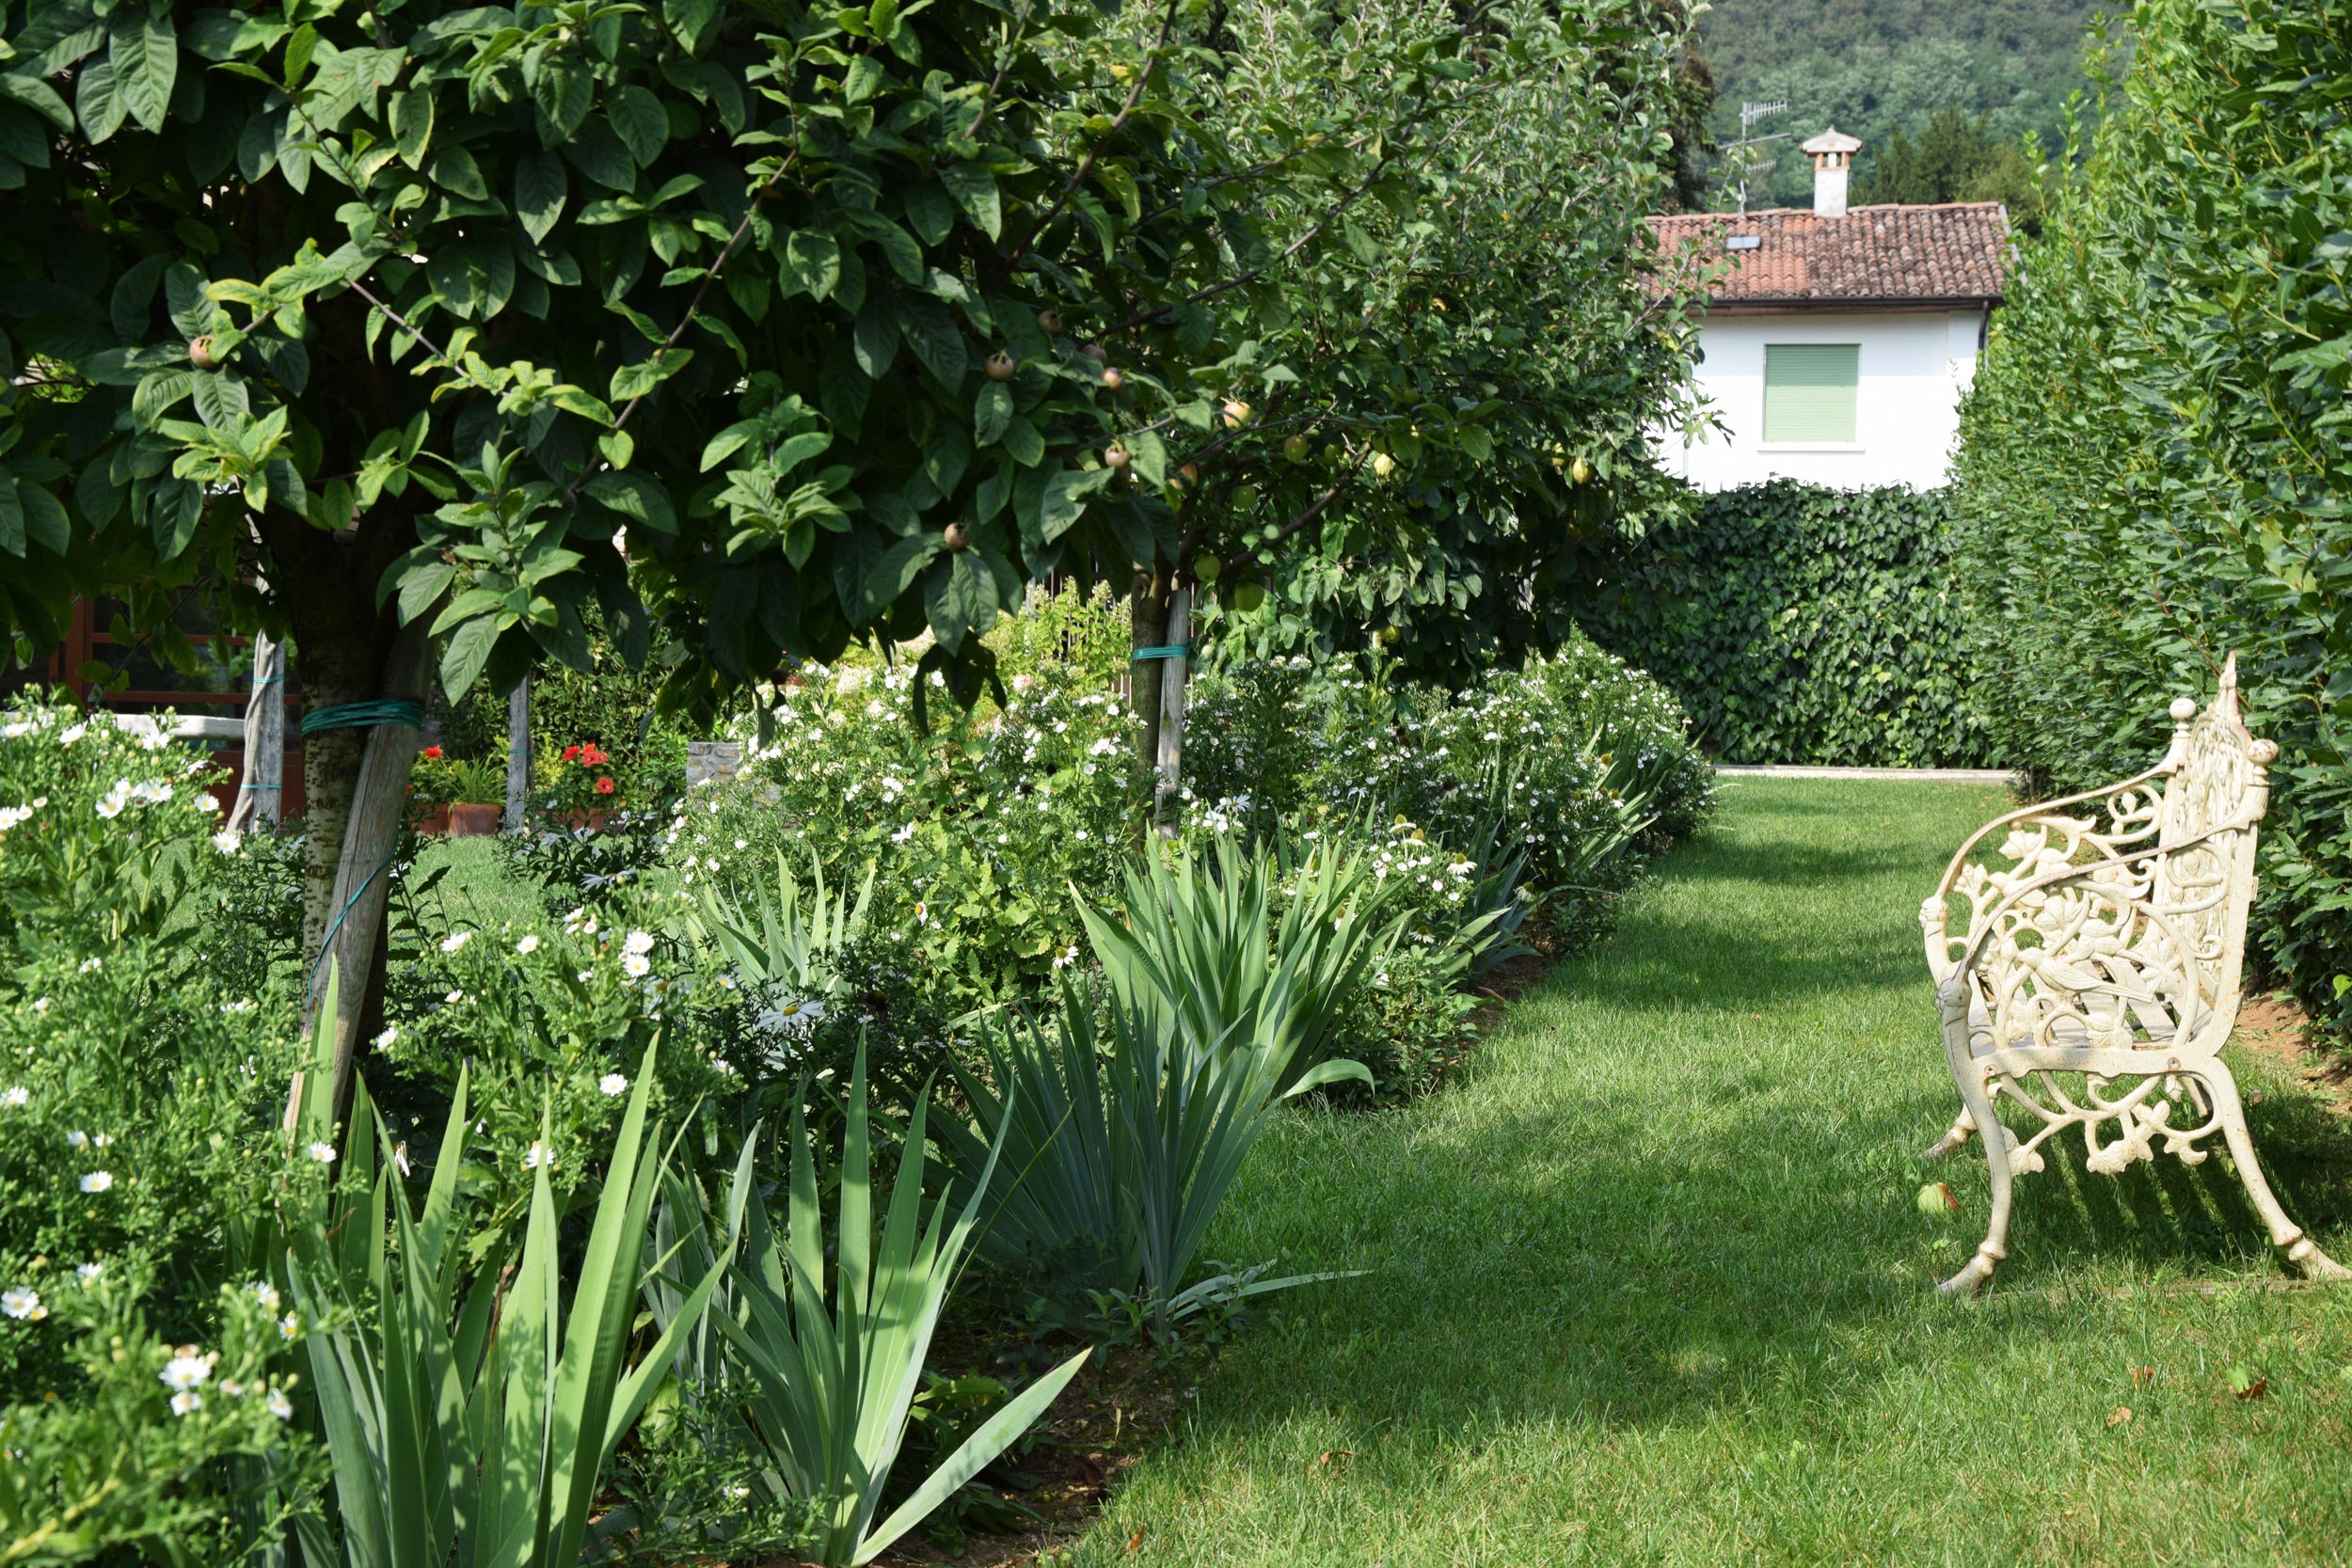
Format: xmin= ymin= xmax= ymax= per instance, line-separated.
xmin=1762 ymin=343 xmax=1859 ymax=444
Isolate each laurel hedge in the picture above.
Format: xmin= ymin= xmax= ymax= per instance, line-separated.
xmin=1951 ymin=0 xmax=2352 ymax=1058
xmin=1576 ymin=481 xmax=1994 ymax=768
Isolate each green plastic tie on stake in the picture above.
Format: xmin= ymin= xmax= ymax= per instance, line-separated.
xmin=298 ymin=699 xmax=425 ymax=738
xmin=307 ymin=846 xmax=400 ymax=989
xmin=1131 ymin=645 xmax=1190 ymax=660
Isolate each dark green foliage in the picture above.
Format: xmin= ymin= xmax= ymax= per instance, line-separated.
xmin=1699 ymin=0 xmax=2098 ymax=210
xmin=1578 ymin=483 xmax=1993 ymax=768
xmin=1952 ymin=0 xmax=2352 ymax=1058
xmin=1851 ymin=110 xmax=2042 ymax=229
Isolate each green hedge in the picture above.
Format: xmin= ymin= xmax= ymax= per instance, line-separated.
xmin=1951 ymin=0 xmax=2352 ymax=1059
xmin=1577 ymin=482 xmax=1994 ymax=767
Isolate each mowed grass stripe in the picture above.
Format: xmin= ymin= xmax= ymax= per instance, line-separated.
xmin=1075 ymin=779 xmax=2352 ymax=1567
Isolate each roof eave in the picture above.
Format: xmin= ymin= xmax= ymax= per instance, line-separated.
xmin=1698 ymin=293 xmax=2003 ymax=312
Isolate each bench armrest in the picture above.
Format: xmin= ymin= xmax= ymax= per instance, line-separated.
xmin=1936 ymin=841 xmax=2238 ymax=1059
xmin=1921 ymin=765 xmax=2173 ymax=984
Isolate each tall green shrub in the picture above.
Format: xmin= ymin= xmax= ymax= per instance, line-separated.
xmin=1951 ymin=0 xmax=2352 ymax=1054
xmin=1577 ymin=482 xmax=1992 ymax=768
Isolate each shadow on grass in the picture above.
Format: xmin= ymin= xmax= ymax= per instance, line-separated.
xmin=1182 ymin=780 xmax=2352 ymax=1447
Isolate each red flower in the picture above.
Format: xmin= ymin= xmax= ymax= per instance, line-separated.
xmin=595 ymin=776 xmax=615 ymax=795
xmin=562 ymin=744 xmax=581 ymax=762
xmin=421 ymin=746 xmax=443 ymax=760
xmin=582 ymin=744 xmax=609 ymax=767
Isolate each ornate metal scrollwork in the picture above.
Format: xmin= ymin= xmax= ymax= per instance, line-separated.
xmin=1915 ymin=657 xmax=2345 ymax=1292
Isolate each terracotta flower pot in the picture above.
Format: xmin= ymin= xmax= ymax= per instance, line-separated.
xmin=447 ymin=802 xmax=503 ymax=838
xmin=415 ymin=804 xmax=452 ymax=836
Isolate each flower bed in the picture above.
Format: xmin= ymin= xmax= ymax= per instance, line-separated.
xmin=0 ymin=622 xmax=1715 ymax=1561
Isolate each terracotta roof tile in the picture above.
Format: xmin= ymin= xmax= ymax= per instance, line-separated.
xmin=1645 ymin=202 xmax=2010 ymax=306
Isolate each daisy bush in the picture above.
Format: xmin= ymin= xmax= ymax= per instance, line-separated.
xmin=373 ymin=911 xmax=733 ymax=1212
xmin=0 ymin=700 xmax=325 ymax=1552
xmin=676 ymin=657 xmax=1152 ymax=1012
xmin=0 ymin=947 xmax=302 ymax=1400
xmin=0 ymin=693 xmax=230 ymax=958
xmin=0 ymin=1261 xmax=324 ymax=1562
xmin=1185 ymin=631 xmax=1715 ymax=937
xmin=1298 ymin=818 xmax=1492 ymax=1102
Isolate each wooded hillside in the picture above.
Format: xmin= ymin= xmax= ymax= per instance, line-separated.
xmin=1696 ymin=0 xmax=2104 ymax=209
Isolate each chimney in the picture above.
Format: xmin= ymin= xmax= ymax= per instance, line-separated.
xmin=1800 ymin=127 xmax=1863 ymax=218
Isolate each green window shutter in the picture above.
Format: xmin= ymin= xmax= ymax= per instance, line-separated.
xmin=1762 ymin=343 xmax=1859 ymax=443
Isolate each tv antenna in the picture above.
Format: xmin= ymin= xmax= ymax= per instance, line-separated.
xmin=1726 ymin=100 xmax=1791 ymax=216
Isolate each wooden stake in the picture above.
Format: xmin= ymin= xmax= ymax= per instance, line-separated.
xmin=232 ymin=628 xmax=285 ymax=831
xmin=1153 ymin=586 xmax=1190 ymax=837
xmin=504 ymin=673 xmax=531 ymax=833
xmin=303 ymin=616 xmax=434 ymax=1131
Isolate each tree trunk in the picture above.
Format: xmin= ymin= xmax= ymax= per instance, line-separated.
xmin=230 ymin=628 xmax=285 ymax=832
xmin=1153 ymin=587 xmax=1190 ymax=836
xmin=1129 ymin=567 xmax=1170 ymax=772
xmin=504 ymin=674 xmax=531 ymax=832
xmin=256 ymin=493 xmax=430 ymax=1137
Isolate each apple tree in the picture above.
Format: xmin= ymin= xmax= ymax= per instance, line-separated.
xmin=0 ymin=0 xmax=1703 ymax=1107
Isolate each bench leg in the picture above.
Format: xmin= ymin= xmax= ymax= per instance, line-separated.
xmin=1939 ymin=1074 xmax=2013 ymax=1297
xmin=2196 ymin=1058 xmax=2351 ymax=1282
xmin=1936 ymin=981 xmax=2012 ymax=1296
xmin=1922 ymin=1106 xmax=1977 ymax=1161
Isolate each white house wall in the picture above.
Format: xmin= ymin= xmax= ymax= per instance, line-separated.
xmin=1659 ymin=309 xmax=1984 ymax=490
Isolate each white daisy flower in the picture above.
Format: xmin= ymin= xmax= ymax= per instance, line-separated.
xmin=4 ymin=1085 xmax=31 ymax=1108
xmin=160 ymin=1352 xmax=214 ymax=1393
xmin=278 ymin=1312 xmax=300 ymax=1339
xmin=373 ymin=1024 xmax=398 ymax=1049
xmin=3 ymin=1287 xmax=43 ymax=1321
xmin=212 ymin=830 xmax=243 ymax=855
xmin=438 ymin=930 xmax=472 ymax=955
xmin=250 ymin=1281 xmax=279 ymax=1310
xmin=65 ymin=1130 xmax=89 ymax=1150
xmin=597 ymin=1072 xmax=629 ymax=1097
xmin=515 ymin=934 xmax=540 ymax=955
xmin=523 ymin=1142 xmax=553 ymax=1170
xmin=623 ymin=929 xmax=655 ymax=956
xmin=75 ymin=1263 xmax=102 ymax=1284
xmin=80 ymin=1170 xmax=112 ymax=1192
xmin=266 ymin=1387 xmax=294 ymax=1420
xmin=620 ymin=953 xmax=651 ymax=980
xmin=169 ymin=1390 xmax=203 ymax=1416
xmin=77 ymin=957 xmax=101 ymax=974
xmin=306 ymin=1141 xmax=337 ymax=1164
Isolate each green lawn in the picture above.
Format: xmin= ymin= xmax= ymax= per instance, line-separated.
xmin=1074 ymin=779 xmax=2352 ymax=1567
xmin=407 ymin=833 xmax=548 ymax=932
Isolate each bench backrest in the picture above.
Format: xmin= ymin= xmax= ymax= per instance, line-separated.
xmin=2150 ymin=655 xmax=2274 ymax=1050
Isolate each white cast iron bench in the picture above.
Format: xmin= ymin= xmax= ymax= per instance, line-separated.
xmin=1919 ymin=657 xmax=2347 ymax=1295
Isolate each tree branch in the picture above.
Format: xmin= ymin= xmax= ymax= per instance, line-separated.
xmin=1003 ymin=0 xmax=1184 ymax=270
